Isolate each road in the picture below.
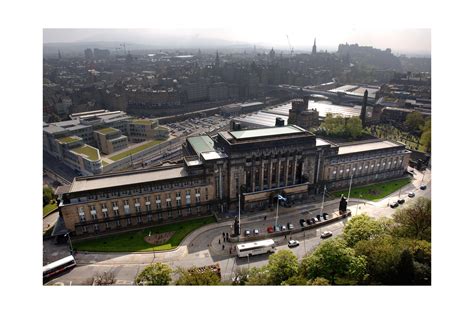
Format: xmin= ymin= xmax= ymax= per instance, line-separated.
xmin=45 ymin=168 xmax=431 ymax=285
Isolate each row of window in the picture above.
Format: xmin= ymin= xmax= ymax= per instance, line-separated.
xmin=328 ymin=158 xmax=404 ymax=180
xmin=78 ymin=206 xmax=205 ymax=232
xmin=331 ymin=150 xmax=405 ymax=164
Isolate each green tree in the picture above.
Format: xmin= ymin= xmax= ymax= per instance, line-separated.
xmin=392 ymin=197 xmax=431 ymax=241
xmin=135 ymin=262 xmax=172 ymax=285
xmin=246 ymin=266 xmax=271 ymax=285
xmin=420 ymin=128 xmax=431 ymax=153
xmin=345 ymin=116 xmax=363 ymax=138
xmin=396 ymin=249 xmax=415 ymax=285
xmin=267 ymin=250 xmax=299 ymax=285
xmin=301 ymin=238 xmax=367 ymax=284
xmin=281 ymin=276 xmax=308 ymax=286
xmin=308 ymin=277 xmax=330 ymax=285
xmin=175 ymin=267 xmax=221 ymax=285
xmin=320 ymin=113 xmax=346 ymax=136
xmin=404 ymin=111 xmax=425 ymax=133
xmin=354 ymin=235 xmax=401 ymax=284
xmin=43 ymin=185 xmax=54 ymax=206
xmin=343 ymin=214 xmax=384 ymax=247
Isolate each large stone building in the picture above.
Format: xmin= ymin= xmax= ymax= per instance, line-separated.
xmin=57 ymin=125 xmax=411 ymax=238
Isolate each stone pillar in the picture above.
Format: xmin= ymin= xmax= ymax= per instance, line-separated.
xmin=292 ymin=155 xmax=297 ymax=185
xmin=268 ymin=159 xmax=273 ymax=188
xmin=276 ymin=159 xmax=281 ymax=187
xmin=251 ymin=164 xmax=256 ymax=192
xmin=284 ymin=156 xmax=290 ymax=186
xmin=260 ymin=160 xmax=265 ymax=191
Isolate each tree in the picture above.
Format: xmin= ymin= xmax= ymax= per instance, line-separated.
xmin=135 ymin=262 xmax=172 ymax=285
xmin=420 ymin=128 xmax=431 ymax=153
xmin=175 ymin=267 xmax=221 ymax=285
xmin=84 ymin=271 xmax=116 ymax=285
xmin=282 ymin=276 xmax=308 ymax=286
xmin=43 ymin=185 xmax=54 ymax=206
xmin=320 ymin=113 xmax=346 ymax=136
xmin=246 ymin=266 xmax=271 ymax=285
xmin=392 ymin=197 xmax=431 ymax=241
xmin=267 ymin=250 xmax=299 ymax=285
xmin=396 ymin=249 xmax=415 ymax=285
xmin=404 ymin=111 xmax=425 ymax=133
xmin=343 ymin=214 xmax=384 ymax=247
xmin=308 ymin=277 xmax=330 ymax=285
xmin=345 ymin=116 xmax=363 ymax=138
xmin=301 ymin=238 xmax=367 ymax=284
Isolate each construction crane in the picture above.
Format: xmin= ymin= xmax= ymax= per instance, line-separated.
xmin=286 ymin=35 xmax=294 ymax=57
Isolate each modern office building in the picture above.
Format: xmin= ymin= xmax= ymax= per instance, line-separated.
xmin=93 ymin=128 xmax=128 ymax=155
xmin=57 ymin=125 xmax=410 ymax=237
xmin=127 ymin=119 xmax=169 ymax=143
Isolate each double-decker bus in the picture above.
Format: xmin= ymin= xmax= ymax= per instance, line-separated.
xmin=43 ymin=255 xmax=76 ymax=279
xmin=236 ymin=239 xmax=276 ymax=257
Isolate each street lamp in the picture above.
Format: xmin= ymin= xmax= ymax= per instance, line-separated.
xmin=64 ymin=232 xmax=73 ymax=255
xmin=149 ymin=231 xmax=156 ymax=260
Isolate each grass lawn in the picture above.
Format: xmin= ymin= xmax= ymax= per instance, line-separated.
xmin=331 ymin=177 xmax=412 ymax=201
xmin=109 ymin=140 xmax=164 ymax=161
xmin=43 ymin=203 xmax=58 ymax=217
xmin=73 ymin=216 xmax=215 ymax=252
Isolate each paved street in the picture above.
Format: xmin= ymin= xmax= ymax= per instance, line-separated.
xmin=44 ymin=168 xmax=431 ymax=285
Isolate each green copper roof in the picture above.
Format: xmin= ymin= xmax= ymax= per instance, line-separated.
xmin=187 ymin=135 xmax=216 ymax=155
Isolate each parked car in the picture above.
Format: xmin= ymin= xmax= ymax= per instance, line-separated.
xmin=299 ymin=219 xmax=307 ymax=227
xmin=306 ymin=218 xmax=314 ymax=225
xmin=397 ymin=198 xmax=405 ymax=204
xmin=274 ymin=225 xmax=281 ymax=232
xmin=253 ymin=229 xmax=259 ymax=235
xmin=313 ymin=217 xmax=319 ymax=223
xmin=408 ymin=191 xmax=415 ymax=198
xmin=316 ymin=214 xmax=321 ymax=221
xmin=322 ymin=213 xmax=329 ymax=220
xmin=321 ymin=231 xmax=333 ymax=239
xmin=244 ymin=230 xmax=251 ymax=236
xmin=390 ymin=201 xmax=399 ymax=208
xmin=287 ymin=223 xmax=294 ymax=230
xmin=281 ymin=225 xmax=287 ymax=231
xmin=420 ymin=184 xmax=427 ymax=190
xmin=288 ymin=240 xmax=300 ymax=248
xmin=267 ymin=226 xmax=274 ymax=233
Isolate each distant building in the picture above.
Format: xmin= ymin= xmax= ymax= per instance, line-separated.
xmin=93 ymin=128 xmax=128 ymax=155
xmin=84 ymin=48 xmax=93 ymax=60
xmin=93 ymin=48 xmax=110 ymax=59
xmin=288 ymin=97 xmax=319 ymax=130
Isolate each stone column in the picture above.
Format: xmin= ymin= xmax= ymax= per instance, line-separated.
xmin=276 ymin=159 xmax=281 ymax=187
xmin=260 ymin=160 xmax=265 ymax=191
xmin=251 ymin=164 xmax=256 ymax=192
xmin=284 ymin=156 xmax=290 ymax=186
xmin=268 ymin=159 xmax=273 ymax=189
xmin=292 ymin=155 xmax=297 ymax=185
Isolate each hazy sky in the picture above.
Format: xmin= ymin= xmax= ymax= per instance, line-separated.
xmin=43 ymin=28 xmax=431 ymax=55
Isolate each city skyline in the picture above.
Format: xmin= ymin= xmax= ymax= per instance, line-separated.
xmin=43 ymin=28 xmax=431 ymax=56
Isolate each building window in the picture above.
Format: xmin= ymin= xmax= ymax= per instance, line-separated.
xmin=146 ymin=204 xmax=151 ymax=212
xmin=137 ymin=215 xmax=142 ymax=223
xmin=116 ymin=220 xmax=121 ymax=227
xmin=158 ymin=212 xmax=162 ymax=219
xmin=147 ymin=214 xmax=152 ymax=222
xmin=168 ymin=211 xmax=172 ymax=218
xmin=178 ymin=209 xmax=182 ymax=216
xmin=187 ymin=207 xmax=192 ymax=215
xmin=126 ymin=218 xmax=131 ymax=225
xmin=177 ymin=198 xmax=182 ymax=207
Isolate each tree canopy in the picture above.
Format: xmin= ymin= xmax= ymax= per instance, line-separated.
xmin=404 ymin=111 xmax=425 ymax=133
xmin=319 ymin=114 xmax=364 ymax=139
xmin=267 ymin=250 xmax=299 ymax=285
xmin=175 ymin=267 xmax=221 ymax=285
xmin=343 ymin=214 xmax=384 ymax=247
xmin=301 ymin=238 xmax=367 ymax=284
xmin=392 ymin=197 xmax=431 ymax=241
xmin=135 ymin=262 xmax=172 ymax=285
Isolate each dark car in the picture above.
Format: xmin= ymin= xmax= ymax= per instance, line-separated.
xmin=299 ymin=219 xmax=306 ymax=227
xmin=390 ymin=201 xmax=399 ymax=208
xmin=321 ymin=231 xmax=333 ymax=239
xmin=420 ymin=184 xmax=427 ymax=190
xmin=306 ymin=218 xmax=314 ymax=225
xmin=322 ymin=213 xmax=329 ymax=220
xmin=397 ymin=198 xmax=405 ymax=204
xmin=316 ymin=214 xmax=321 ymax=221
xmin=287 ymin=223 xmax=294 ymax=230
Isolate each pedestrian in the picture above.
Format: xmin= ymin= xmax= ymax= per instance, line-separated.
xmin=229 ymin=248 xmax=232 ymax=254
xmin=264 ymin=215 xmax=267 ymax=220
xmin=222 ymin=244 xmax=225 ymax=250
xmin=219 ymin=239 xmax=221 ymax=244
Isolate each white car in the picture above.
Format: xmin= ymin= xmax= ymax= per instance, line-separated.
xmin=408 ymin=192 xmax=415 ymax=198
xmin=288 ymin=240 xmax=300 ymax=248
xmin=253 ymin=229 xmax=259 ymax=235
xmin=321 ymin=231 xmax=333 ymax=239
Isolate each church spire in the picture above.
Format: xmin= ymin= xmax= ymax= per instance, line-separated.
xmin=312 ymin=38 xmax=317 ymax=55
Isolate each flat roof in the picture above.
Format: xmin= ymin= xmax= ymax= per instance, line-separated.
xmin=68 ymin=166 xmax=187 ymax=193
xmin=187 ymin=135 xmax=216 ymax=155
xmin=70 ymin=144 xmax=100 ymax=161
xmin=57 ymin=136 xmax=81 ymax=144
xmin=95 ymin=127 xmax=118 ymax=135
xmin=338 ymin=141 xmax=402 ymax=155
xmin=229 ymin=125 xmax=304 ymax=140
xmin=201 ymin=151 xmax=228 ymax=161
xmin=132 ymin=119 xmax=154 ymax=125
xmin=316 ymin=138 xmax=331 ymax=147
